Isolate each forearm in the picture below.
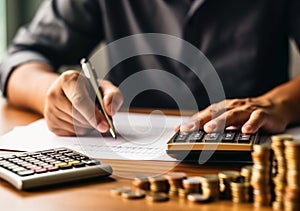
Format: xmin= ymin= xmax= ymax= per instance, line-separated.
xmin=258 ymin=75 xmax=300 ymax=125
xmin=6 ymin=62 xmax=59 ymax=115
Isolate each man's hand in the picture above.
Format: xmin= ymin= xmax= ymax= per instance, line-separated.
xmin=44 ymin=70 xmax=123 ymax=136
xmin=180 ymin=97 xmax=290 ymax=134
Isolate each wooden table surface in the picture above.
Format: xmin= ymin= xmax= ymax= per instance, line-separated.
xmin=0 ymin=97 xmax=274 ymax=211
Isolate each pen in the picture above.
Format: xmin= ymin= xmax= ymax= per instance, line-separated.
xmin=80 ymin=58 xmax=117 ymax=139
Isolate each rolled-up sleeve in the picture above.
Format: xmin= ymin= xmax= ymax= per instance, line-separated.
xmin=0 ymin=0 xmax=103 ymax=96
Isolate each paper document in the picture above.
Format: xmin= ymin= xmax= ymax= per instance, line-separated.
xmin=0 ymin=112 xmax=188 ymax=161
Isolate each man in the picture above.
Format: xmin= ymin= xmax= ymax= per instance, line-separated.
xmin=1 ymin=0 xmax=300 ymax=136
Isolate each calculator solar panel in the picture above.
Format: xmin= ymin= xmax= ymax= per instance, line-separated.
xmin=166 ymin=130 xmax=269 ymax=163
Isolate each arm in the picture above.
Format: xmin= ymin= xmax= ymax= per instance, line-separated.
xmin=1 ymin=0 xmax=123 ymax=136
xmin=179 ymin=0 xmax=300 ymax=134
xmin=7 ymin=63 xmax=58 ymax=115
xmin=180 ymin=76 xmax=300 ymax=134
xmin=7 ymin=62 xmax=123 ymax=136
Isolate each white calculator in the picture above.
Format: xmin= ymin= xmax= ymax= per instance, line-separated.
xmin=0 ymin=148 xmax=112 ymax=190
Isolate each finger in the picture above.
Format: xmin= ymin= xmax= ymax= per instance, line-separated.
xmin=46 ymin=114 xmax=91 ymax=136
xmin=203 ymin=108 xmax=251 ymax=132
xmin=181 ymin=102 xmax=227 ymax=132
xmin=62 ymin=75 xmax=109 ymax=132
xmin=71 ymin=93 xmax=109 ymax=132
xmin=45 ymin=74 xmax=93 ymax=128
xmin=49 ymin=129 xmax=75 ymax=137
xmin=179 ymin=121 xmax=199 ymax=133
xmin=241 ymin=110 xmax=267 ymax=134
xmin=53 ymin=104 xmax=93 ymax=128
xmin=100 ymin=80 xmax=123 ymax=116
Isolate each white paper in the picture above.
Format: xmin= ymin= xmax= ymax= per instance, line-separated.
xmin=0 ymin=112 xmax=188 ymax=161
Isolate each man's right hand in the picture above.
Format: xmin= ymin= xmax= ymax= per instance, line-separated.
xmin=44 ymin=70 xmax=123 ymax=136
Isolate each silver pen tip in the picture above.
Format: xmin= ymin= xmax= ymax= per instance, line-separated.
xmin=110 ymin=128 xmax=117 ymax=139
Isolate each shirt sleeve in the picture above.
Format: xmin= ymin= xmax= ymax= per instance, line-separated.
xmin=0 ymin=0 xmax=103 ymax=96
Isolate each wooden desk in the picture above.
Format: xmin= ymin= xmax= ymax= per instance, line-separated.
xmin=0 ymin=98 xmax=273 ymax=211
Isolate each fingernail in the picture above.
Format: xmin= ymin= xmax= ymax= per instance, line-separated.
xmin=97 ymin=121 xmax=109 ymax=133
xmin=180 ymin=122 xmax=197 ymax=132
xmin=242 ymin=124 xmax=252 ymax=133
xmin=206 ymin=121 xmax=217 ymax=130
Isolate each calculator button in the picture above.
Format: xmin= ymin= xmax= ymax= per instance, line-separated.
xmin=43 ymin=164 xmax=54 ymax=169
xmin=83 ymin=160 xmax=100 ymax=166
xmin=68 ymin=160 xmax=80 ymax=165
xmin=34 ymin=168 xmax=48 ymax=173
xmin=8 ymin=158 xmax=20 ymax=162
xmin=55 ymin=162 xmax=68 ymax=167
xmin=204 ymin=133 xmax=220 ymax=143
xmin=12 ymin=167 xmax=27 ymax=172
xmin=7 ymin=165 xmax=21 ymax=171
xmin=221 ymin=132 xmax=236 ymax=143
xmin=20 ymin=162 xmax=33 ymax=167
xmin=47 ymin=166 xmax=59 ymax=171
xmin=26 ymin=165 xmax=38 ymax=169
xmin=2 ymin=162 xmax=15 ymax=168
xmin=41 ymin=150 xmax=56 ymax=155
xmin=238 ymin=134 xmax=251 ymax=143
xmin=0 ymin=161 xmax=10 ymax=166
xmin=174 ymin=132 xmax=188 ymax=143
xmin=60 ymin=165 xmax=73 ymax=170
xmin=4 ymin=156 xmax=16 ymax=159
xmin=73 ymin=162 xmax=85 ymax=168
xmin=17 ymin=170 xmax=35 ymax=176
xmin=31 ymin=166 xmax=42 ymax=171
xmin=188 ymin=131 xmax=204 ymax=142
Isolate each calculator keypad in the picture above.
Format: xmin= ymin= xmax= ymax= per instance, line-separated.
xmin=173 ymin=130 xmax=253 ymax=145
xmin=0 ymin=148 xmax=98 ymax=177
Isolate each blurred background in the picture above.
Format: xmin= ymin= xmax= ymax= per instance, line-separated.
xmin=0 ymin=0 xmax=299 ymax=78
xmin=0 ymin=0 xmax=42 ymax=59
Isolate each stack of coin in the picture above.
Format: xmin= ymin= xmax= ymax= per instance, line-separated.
xmin=240 ymin=165 xmax=253 ymax=202
xmin=182 ymin=177 xmax=202 ymax=195
xmin=240 ymin=165 xmax=253 ymax=183
xmin=148 ymin=175 xmax=169 ymax=193
xmin=164 ymin=172 xmax=186 ymax=196
xmin=230 ymin=180 xmax=250 ymax=203
xmin=251 ymin=144 xmax=272 ymax=207
xmin=218 ymin=170 xmax=240 ymax=199
xmin=146 ymin=192 xmax=169 ymax=202
xmin=132 ymin=176 xmax=150 ymax=190
xmin=271 ymin=134 xmax=293 ymax=210
xmin=284 ymin=140 xmax=300 ymax=211
xmin=198 ymin=174 xmax=220 ymax=201
xmin=178 ymin=188 xmax=190 ymax=198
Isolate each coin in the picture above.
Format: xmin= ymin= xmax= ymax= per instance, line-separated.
xmin=187 ymin=193 xmax=211 ymax=203
xmin=132 ymin=176 xmax=150 ymax=190
xmin=146 ymin=192 xmax=169 ymax=202
xmin=165 ymin=172 xmax=186 ymax=196
xmin=110 ymin=186 xmax=132 ymax=195
xmin=251 ymin=144 xmax=272 ymax=207
xmin=219 ymin=170 xmax=240 ymax=199
xmin=230 ymin=181 xmax=250 ymax=203
xmin=121 ymin=189 xmax=146 ymax=199
xmin=182 ymin=177 xmax=202 ymax=194
xmin=198 ymin=174 xmax=220 ymax=200
xmin=148 ymin=175 xmax=169 ymax=193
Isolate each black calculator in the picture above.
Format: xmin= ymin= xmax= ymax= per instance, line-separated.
xmin=0 ymin=148 xmax=112 ymax=190
xmin=166 ymin=130 xmax=269 ymax=163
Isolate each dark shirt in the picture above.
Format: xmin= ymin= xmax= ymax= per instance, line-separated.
xmin=1 ymin=0 xmax=300 ymax=110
